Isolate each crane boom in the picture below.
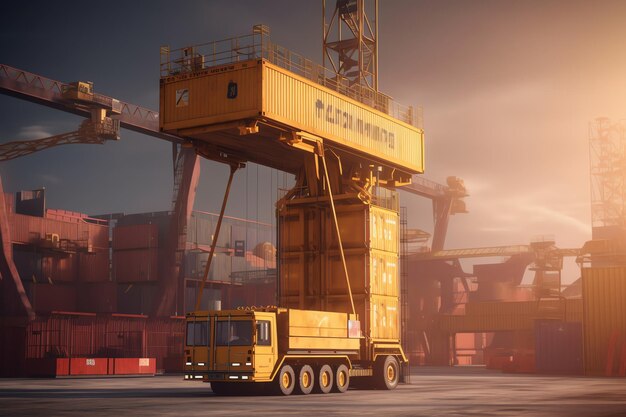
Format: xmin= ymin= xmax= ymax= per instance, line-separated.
xmin=0 ymin=64 xmax=181 ymax=143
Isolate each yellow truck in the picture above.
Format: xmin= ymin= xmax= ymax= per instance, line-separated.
xmin=184 ymin=307 xmax=405 ymax=395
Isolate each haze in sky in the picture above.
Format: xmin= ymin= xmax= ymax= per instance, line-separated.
xmin=2 ymin=0 xmax=625 ymax=283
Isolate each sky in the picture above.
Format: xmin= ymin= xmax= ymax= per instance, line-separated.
xmin=2 ymin=0 xmax=625 ymax=284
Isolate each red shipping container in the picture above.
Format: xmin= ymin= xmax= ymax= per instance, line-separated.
xmin=46 ymin=209 xmax=87 ymax=223
xmin=114 ymin=249 xmax=159 ymax=282
xmin=10 ymin=213 xmax=43 ymax=244
xmin=78 ymin=282 xmax=117 ymax=313
xmin=112 ymin=358 xmax=156 ymax=375
xmin=79 ymin=252 xmax=110 ymax=282
xmin=41 ymin=254 xmax=78 ymax=283
xmin=69 ymin=357 xmax=108 ymax=376
xmin=113 ymin=224 xmax=159 ymax=250
xmin=88 ymin=224 xmax=109 ymax=250
xmin=29 ymin=283 xmax=77 ymax=313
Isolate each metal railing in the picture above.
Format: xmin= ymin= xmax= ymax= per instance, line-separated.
xmin=160 ymin=26 xmax=421 ymax=128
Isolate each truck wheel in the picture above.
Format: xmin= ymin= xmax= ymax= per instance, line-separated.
xmin=316 ymin=364 xmax=333 ymax=394
xmin=297 ymin=364 xmax=314 ymax=395
xmin=333 ymin=364 xmax=350 ymax=393
xmin=277 ymin=364 xmax=295 ymax=395
xmin=376 ymin=356 xmax=399 ymax=390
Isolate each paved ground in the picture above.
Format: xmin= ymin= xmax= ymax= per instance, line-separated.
xmin=1 ymin=367 xmax=625 ymax=417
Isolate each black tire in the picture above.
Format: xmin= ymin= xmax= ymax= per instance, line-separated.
xmin=376 ymin=356 xmax=399 ymax=390
xmin=333 ymin=364 xmax=350 ymax=393
xmin=276 ymin=364 xmax=296 ymax=395
xmin=297 ymin=364 xmax=315 ymax=395
xmin=316 ymin=364 xmax=333 ymax=394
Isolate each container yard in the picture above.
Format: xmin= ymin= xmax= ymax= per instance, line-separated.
xmin=1 ymin=1 xmax=626 ymax=416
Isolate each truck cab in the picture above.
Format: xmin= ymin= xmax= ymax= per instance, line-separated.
xmin=184 ymin=309 xmax=277 ymax=386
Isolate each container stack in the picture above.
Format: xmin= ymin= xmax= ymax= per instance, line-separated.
xmin=112 ymin=224 xmax=159 ymax=314
xmin=279 ymin=195 xmax=401 ymax=357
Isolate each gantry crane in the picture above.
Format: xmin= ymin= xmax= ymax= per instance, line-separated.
xmin=1 ymin=57 xmax=467 ymax=318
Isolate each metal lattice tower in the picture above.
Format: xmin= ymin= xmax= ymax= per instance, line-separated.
xmin=323 ymin=0 xmax=378 ymax=90
xmin=589 ymin=118 xmax=626 ymax=232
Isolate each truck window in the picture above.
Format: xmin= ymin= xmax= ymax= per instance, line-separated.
xmin=216 ymin=320 xmax=252 ymax=346
xmin=256 ymin=320 xmax=271 ymax=346
xmin=186 ymin=321 xmax=209 ymax=346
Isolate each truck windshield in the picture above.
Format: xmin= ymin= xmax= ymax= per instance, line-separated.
xmin=186 ymin=321 xmax=209 ymax=346
xmin=216 ymin=320 xmax=252 ymax=346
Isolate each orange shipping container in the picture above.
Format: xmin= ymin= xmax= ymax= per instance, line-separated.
xmin=582 ymin=266 xmax=626 ymax=376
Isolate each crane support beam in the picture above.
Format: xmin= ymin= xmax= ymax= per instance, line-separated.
xmin=0 ymin=177 xmax=35 ymax=320
xmin=154 ymin=146 xmax=201 ymax=317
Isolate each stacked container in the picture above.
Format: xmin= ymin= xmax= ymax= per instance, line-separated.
xmin=582 ymin=266 xmax=626 ymax=376
xmin=279 ymin=196 xmax=400 ymax=358
xmin=113 ymin=224 xmax=159 ymax=282
xmin=8 ymin=201 xmax=111 ymax=313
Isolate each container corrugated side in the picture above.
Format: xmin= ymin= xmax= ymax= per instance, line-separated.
xmin=113 ymin=248 xmax=159 ymax=282
xmin=27 ymin=283 xmax=77 ymax=313
xmin=440 ymin=299 xmax=583 ymax=333
xmin=10 ymin=213 xmax=43 ymax=244
xmin=263 ymin=61 xmax=424 ymax=174
xmin=369 ymin=294 xmax=399 ymax=340
xmin=327 ymin=204 xmax=398 ymax=253
xmin=116 ymin=282 xmax=157 ymax=315
xmin=535 ymin=320 xmax=583 ymax=375
xmin=78 ymin=251 xmax=110 ymax=282
xmin=112 ymin=224 xmax=158 ymax=250
xmin=77 ymin=282 xmax=117 ymax=313
xmin=326 ymin=248 xmax=398 ymax=297
xmin=160 ymin=60 xmax=261 ymax=131
xmin=40 ymin=254 xmax=78 ymax=282
xmin=582 ymin=266 xmax=626 ymax=376
xmin=278 ymin=206 xmax=319 ymax=253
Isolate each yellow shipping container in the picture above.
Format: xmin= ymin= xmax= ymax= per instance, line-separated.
xmin=160 ymin=59 xmax=424 ymax=174
xmin=279 ymin=202 xmax=398 ymax=254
